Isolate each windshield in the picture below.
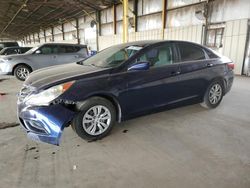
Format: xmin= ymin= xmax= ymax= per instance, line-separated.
xmin=81 ymin=44 xmax=144 ymax=68
xmin=25 ymin=46 xmax=40 ymax=54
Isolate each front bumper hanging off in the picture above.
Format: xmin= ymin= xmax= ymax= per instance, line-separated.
xmin=18 ymin=104 xmax=75 ymax=145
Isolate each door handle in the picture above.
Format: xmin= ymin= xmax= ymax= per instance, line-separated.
xmin=206 ymin=63 xmax=214 ymax=67
xmin=171 ymin=71 xmax=181 ymax=76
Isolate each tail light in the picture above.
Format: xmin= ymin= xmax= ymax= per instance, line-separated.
xmin=227 ymin=62 xmax=234 ymax=70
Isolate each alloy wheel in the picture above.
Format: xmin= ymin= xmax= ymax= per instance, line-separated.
xmin=82 ymin=105 xmax=111 ymax=136
xmin=209 ymin=84 xmax=222 ymax=104
xmin=16 ymin=67 xmax=29 ymax=80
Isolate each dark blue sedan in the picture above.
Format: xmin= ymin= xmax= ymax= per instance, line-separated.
xmin=17 ymin=40 xmax=234 ymax=145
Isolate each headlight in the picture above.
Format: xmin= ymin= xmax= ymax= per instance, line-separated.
xmin=24 ymin=81 xmax=75 ymax=106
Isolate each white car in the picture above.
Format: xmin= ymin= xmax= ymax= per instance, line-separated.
xmin=0 ymin=43 xmax=88 ymax=81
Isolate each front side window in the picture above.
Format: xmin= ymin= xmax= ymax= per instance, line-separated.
xmin=39 ymin=45 xmax=58 ymax=54
xmin=81 ymin=44 xmax=144 ymax=68
xmin=6 ymin=48 xmax=18 ymax=55
xmin=132 ymin=43 xmax=173 ymax=68
xmin=178 ymin=43 xmax=206 ymax=62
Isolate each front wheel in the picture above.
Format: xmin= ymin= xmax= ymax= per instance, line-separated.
xmin=201 ymin=81 xmax=224 ymax=109
xmin=14 ymin=65 xmax=31 ymax=81
xmin=71 ymin=97 xmax=116 ymax=141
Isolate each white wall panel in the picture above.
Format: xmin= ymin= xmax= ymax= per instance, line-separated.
xmin=54 ymin=25 xmax=62 ymax=35
xmin=167 ymin=0 xmax=204 ymax=9
xmin=98 ymin=34 xmax=122 ymax=50
xmin=142 ymin=0 xmax=161 ymax=15
xmin=166 ymin=4 xmax=204 ymax=27
xmin=64 ymin=21 xmax=76 ymax=32
xmin=164 ymin=24 xmax=203 ymax=43
xmin=210 ymin=0 xmax=250 ymax=23
xmin=222 ymin=19 xmax=248 ymax=75
xmin=101 ymin=23 xmax=113 ymax=36
xmin=137 ymin=13 xmax=162 ymax=31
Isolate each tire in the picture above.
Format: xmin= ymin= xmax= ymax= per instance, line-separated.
xmin=71 ymin=97 xmax=116 ymax=141
xmin=14 ymin=65 xmax=31 ymax=81
xmin=201 ymin=80 xmax=224 ymax=109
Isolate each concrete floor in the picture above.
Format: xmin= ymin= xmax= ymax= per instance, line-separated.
xmin=0 ymin=75 xmax=250 ymax=188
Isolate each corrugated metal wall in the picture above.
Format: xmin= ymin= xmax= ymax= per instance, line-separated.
xmin=98 ymin=24 xmax=203 ymax=50
xmin=22 ymin=0 xmax=250 ymax=74
xmin=223 ymin=19 xmax=248 ymax=75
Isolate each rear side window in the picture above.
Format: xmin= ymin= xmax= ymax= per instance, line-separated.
xmin=205 ymin=49 xmax=219 ymax=59
xmin=59 ymin=45 xmax=81 ymax=53
xmin=81 ymin=47 xmax=88 ymax=56
xmin=178 ymin=43 xmax=206 ymax=62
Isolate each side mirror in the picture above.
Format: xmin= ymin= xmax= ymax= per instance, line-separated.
xmin=35 ymin=50 xmax=41 ymax=54
xmin=128 ymin=61 xmax=150 ymax=71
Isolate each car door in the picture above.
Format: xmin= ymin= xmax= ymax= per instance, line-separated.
xmin=121 ymin=42 xmax=183 ymax=117
xmin=55 ymin=45 xmax=81 ymax=65
xmin=30 ymin=44 xmax=59 ymax=70
xmin=175 ymin=42 xmax=210 ymax=100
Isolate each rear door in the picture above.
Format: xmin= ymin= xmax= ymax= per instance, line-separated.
xmin=56 ymin=45 xmax=86 ymax=65
xmin=121 ymin=42 xmax=183 ymax=116
xmin=175 ymin=42 xmax=210 ymax=100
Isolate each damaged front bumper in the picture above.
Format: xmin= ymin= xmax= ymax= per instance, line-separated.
xmin=18 ymin=103 xmax=75 ymax=145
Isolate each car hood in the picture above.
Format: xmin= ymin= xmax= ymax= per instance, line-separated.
xmin=2 ymin=53 xmax=27 ymax=59
xmin=24 ymin=63 xmax=108 ymax=89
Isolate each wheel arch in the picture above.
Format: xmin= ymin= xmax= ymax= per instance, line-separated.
xmin=209 ymin=77 xmax=227 ymax=94
xmin=75 ymin=94 xmax=122 ymax=123
xmin=203 ymin=77 xmax=226 ymax=99
xmin=12 ymin=63 xmax=33 ymax=75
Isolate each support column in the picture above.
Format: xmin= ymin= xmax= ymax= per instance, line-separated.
xmin=28 ymin=34 xmax=31 ymax=44
xmin=37 ymin=32 xmax=40 ymax=43
xmin=51 ymin=27 xmax=54 ymax=42
xmin=33 ymin=33 xmax=35 ymax=44
xmin=162 ymin=0 xmax=167 ymax=39
xmin=44 ymin=29 xmax=46 ymax=42
xmin=96 ymin=11 xmax=101 ymax=51
xmin=62 ymin=23 xmax=65 ymax=41
xmin=203 ymin=1 xmax=210 ymax=45
xmin=133 ymin=0 xmax=138 ymax=32
xmin=122 ymin=0 xmax=129 ymax=43
xmin=76 ymin=18 xmax=80 ymax=44
xmin=113 ymin=4 xmax=117 ymax=35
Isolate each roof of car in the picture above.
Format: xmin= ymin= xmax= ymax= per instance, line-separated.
xmin=110 ymin=40 xmax=210 ymax=51
xmin=3 ymin=46 xmax=31 ymax=49
xmin=0 ymin=41 xmax=18 ymax=44
xmin=43 ymin=43 xmax=87 ymax=47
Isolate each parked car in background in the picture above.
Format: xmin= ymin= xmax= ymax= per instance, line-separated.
xmin=0 ymin=47 xmax=31 ymax=56
xmin=0 ymin=41 xmax=19 ymax=51
xmin=0 ymin=43 xmax=88 ymax=81
xmin=17 ymin=40 xmax=234 ymax=145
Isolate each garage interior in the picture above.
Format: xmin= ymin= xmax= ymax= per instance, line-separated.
xmin=0 ymin=0 xmax=250 ymax=188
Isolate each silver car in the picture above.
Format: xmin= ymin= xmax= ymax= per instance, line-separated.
xmin=0 ymin=43 xmax=88 ymax=81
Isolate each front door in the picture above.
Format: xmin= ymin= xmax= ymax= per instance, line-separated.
xmin=31 ymin=44 xmax=59 ymax=70
xmin=121 ymin=43 xmax=182 ymax=117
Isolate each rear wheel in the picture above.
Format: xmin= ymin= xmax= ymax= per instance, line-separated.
xmin=201 ymin=81 xmax=224 ymax=109
xmin=14 ymin=65 xmax=31 ymax=81
xmin=71 ymin=97 xmax=116 ymax=141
